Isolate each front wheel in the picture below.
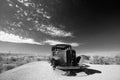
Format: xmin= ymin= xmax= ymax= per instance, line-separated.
xmin=52 ymin=59 xmax=56 ymax=70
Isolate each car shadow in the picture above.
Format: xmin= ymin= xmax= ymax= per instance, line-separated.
xmin=74 ymin=67 xmax=102 ymax=76
xmin=83 ymin=68 xmax=102 ymax=75
xmin=61 ymin=66 xmax=102 ymax=76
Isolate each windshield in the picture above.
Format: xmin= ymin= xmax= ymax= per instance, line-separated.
xmin=52 ymin=44 xmax=71 ymax=51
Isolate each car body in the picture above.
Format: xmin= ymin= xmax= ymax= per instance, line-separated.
xmin=50 ymin=44 xmax=81 ymax=70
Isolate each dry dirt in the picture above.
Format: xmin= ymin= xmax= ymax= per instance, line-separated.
xmin=0 ymin=61 xmax=120 ymax=80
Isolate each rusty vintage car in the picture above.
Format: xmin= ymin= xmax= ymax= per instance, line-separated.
xmin=49 ymin=44 xmax=87 ymax=76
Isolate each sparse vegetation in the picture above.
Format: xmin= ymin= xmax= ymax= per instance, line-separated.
xmin=0 ymin=53 xmax=49 ymax=74
xmin=89 ymin=55 xmax=120 ymax=65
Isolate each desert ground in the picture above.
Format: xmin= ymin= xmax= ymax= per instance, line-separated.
xmin=0 ymin=61 xmax=120 ymax=80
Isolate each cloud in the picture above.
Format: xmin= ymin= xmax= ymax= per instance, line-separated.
xmin=43 ymin=39 xmax=79 ymax=47
xmin=70 ymin=43 xmax=79 ymax=47
xmin=0 ymin=31 xmax=42 ymax=45
xmin=0 ymin=31 xmax=78 ymax=47
xmin=36 ymin=24 xmax=73 ymax=37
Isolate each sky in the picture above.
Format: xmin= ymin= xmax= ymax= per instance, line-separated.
xmin=0 ymin=0 xmax=120 ymax=55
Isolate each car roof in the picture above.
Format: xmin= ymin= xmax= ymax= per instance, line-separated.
xmin=52 ymin=44 xmax=72 ymax=51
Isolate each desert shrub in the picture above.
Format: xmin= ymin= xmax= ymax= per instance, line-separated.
xmin=0 ymin=56 xmax=3 ymax=61
xmin=10 ymin=57 xmax=18 ymax=62
xmin=6 ymin=65 xmax=15 ymax=70
xmin=89 ymin=55 xmax=120 ymax=65
xmin=0 ymin=64 xmax=3 ymax=73
xmin=0 ymin=67 xmax=3 ymax=73
xmin=91 ymin=56 xmax=100 ymax=64
xmin=115 ymin=55 xmax=120 ymax=64
xmin=16 ymin=61 xmax=28 ymax=66
xmin=36 ymin=58 xmax=41 ymax=61
xmin=3 ymin=64 xmax=16 ymax=71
